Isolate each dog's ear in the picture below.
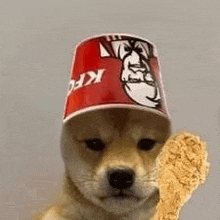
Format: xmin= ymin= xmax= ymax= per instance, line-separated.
xmin=154 ymin=131 xmax=210 ymax=220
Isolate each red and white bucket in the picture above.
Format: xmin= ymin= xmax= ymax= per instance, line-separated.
xmin=63 ymin=34 xmax=171 ymax=130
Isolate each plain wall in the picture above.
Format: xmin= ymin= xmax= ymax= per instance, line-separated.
xmin=1 ymin=0 xmax=220 ymax=219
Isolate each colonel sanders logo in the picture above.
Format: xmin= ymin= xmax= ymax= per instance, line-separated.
xmin=100 ymin=36 xmax=161 ymax=108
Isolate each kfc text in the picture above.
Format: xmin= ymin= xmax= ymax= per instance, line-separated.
xmin=67 ymin=69 xmax=105 ymax=96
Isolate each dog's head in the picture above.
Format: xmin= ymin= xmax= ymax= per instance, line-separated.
xmin=61 ymin=108 xmax=170 ymax=215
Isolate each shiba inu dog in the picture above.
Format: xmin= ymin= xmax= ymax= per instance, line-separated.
xmin=32 ymin=34 xmax=172 ymax=220
xmin=34 ymin=108 xmax=170 ymax=220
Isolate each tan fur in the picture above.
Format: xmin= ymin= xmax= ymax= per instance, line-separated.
xmin=32 ymin=108 xmax=171 ymax=220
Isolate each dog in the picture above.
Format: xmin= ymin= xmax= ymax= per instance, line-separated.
xmin=33 ymin=107 xmax=170 ymax=220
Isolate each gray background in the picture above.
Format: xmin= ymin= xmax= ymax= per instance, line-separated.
xmin=1 ymin=0 xmax=220 ymax=219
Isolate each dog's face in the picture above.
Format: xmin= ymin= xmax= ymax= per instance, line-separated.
xmin=61 ymin=108 xmax=170 ymax=215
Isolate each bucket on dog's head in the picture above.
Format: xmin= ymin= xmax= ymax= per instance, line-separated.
xmin=63 ymin=34 xmax=171 ymax=131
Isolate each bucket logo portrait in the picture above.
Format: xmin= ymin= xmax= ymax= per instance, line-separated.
xmin=99 ymin=35 xmax=161 ymax=108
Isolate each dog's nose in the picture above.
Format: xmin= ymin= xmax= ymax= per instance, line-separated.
xmin=108 ymin=169 xmax=135 ymax=189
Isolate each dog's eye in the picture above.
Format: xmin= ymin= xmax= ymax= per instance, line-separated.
xmin=84 ymin=138 xmax=105 ymax=152
xmin=138 ymin=138 xmax=156 ymax=151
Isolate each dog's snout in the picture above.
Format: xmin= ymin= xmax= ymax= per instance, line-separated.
xmin=108 ymin=169 xmax=135 ymax=189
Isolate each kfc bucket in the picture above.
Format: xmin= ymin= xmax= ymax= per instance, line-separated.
xmin=63 ymin=34 xmax=171 ymax=132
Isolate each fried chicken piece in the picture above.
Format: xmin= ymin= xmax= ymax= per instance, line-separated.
xmin=154 ymin=132 xmax=210 ymax=220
